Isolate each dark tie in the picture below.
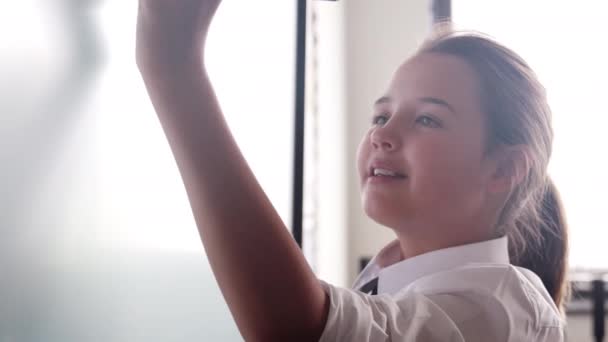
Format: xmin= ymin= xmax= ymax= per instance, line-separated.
xmin=358 ymin=277 xmax=378 ymax=295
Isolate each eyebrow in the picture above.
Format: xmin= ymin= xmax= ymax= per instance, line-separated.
xmin=373 ymin=95 xmax=456 ymax=115
xmin=373 ymin=96 xmax=392 ymax=106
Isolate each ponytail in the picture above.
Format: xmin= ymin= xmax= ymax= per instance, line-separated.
xmin=511 ymin=179 xmax=569 ymax=313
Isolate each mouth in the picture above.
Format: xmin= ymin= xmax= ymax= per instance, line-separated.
xmin=368 ymin=166 xmax=407 ymax=180
xmin=368 ymin=166 xmax=407 ymax=184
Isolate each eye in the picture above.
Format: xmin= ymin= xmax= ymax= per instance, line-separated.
xmin=415 ymin=114 xmax=441 ymax=128
xmin=372 ymin=114 xmax=389 ymax=126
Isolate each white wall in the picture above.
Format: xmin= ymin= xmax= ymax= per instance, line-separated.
xmin=342 ymin=0 xmax=432 ymax=284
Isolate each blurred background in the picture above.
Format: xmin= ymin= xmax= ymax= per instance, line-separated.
xmin=1 ymin=0 xmax=606 ymax=341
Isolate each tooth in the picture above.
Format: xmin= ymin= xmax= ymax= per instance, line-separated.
xmin=374 ymin=168 xmax=397 ymax=177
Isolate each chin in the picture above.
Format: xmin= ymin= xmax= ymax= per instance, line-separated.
xmin=362 ymin=198 xmax=405 ymax=229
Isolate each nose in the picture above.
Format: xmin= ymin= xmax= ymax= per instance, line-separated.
xmin=370 ymin=123 xmax=400 ymax=151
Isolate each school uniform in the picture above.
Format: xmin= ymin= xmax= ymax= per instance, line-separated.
xmin=319 ymin=236 xmax=565 ymax=341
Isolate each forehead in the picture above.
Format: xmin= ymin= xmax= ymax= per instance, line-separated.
xmin=384 ymin=52 xmax=483 ymax=114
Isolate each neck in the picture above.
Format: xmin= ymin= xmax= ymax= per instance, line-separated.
xmin=393 ymin=222 xmax=496 ymax=261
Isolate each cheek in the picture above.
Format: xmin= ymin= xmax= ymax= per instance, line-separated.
xmin=356 ymin=135 xmax=371 ymax=180
xmin=408 ymin=136 xmax=483 ymax=198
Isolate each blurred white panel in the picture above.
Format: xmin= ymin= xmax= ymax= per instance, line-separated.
xmin=0 ymin=1 xmax=71 ymax=135
xmin=1 ymin=0 xmax=297 ymax=340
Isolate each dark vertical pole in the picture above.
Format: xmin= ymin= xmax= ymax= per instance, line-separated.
xmin=593 ymin=279 xmax=605 ymax=342
xmin=292 ymin=0 xmax=307 ymax=249
xmin=432 ymin=0 xmax=452 ymax=23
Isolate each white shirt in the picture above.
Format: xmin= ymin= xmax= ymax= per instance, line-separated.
xmin=319 ymin=237 xmax=565 ymax=341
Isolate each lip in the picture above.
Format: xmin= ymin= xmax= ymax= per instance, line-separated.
xmin=367 ymin=175 xmax=406 ymax=185
xmin=368 ymin=159 xmax=407 ymax=179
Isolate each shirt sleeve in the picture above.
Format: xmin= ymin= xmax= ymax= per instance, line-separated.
xmin=318 ymin=280 xmax=466 ymax=342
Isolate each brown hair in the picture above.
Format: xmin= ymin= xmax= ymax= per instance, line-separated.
xmin=418 ymin=29 xmax=569 ymax=312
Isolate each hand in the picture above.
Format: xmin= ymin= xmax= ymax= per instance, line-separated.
xmin=136 ymin=0 xmax=223 ymax=72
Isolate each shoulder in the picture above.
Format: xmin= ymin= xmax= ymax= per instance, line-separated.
xmin=403 ymin=264 xmax=564 ymax=339
xmin=404 ymin=264 xmax=560 ymax=316
xmin=318 ymin=265 xmax=565 ymax=342
xmin=319 ymin=279 xmax=466 ymax=342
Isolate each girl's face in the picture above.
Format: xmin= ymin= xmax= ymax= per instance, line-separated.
xmin=357 ymin=52 xmax=494 ymax=235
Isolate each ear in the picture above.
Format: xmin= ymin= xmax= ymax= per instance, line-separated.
xmin=486 ymin=145 xmax=530 ymax=194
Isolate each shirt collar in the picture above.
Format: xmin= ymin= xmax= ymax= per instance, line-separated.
xmin=353 ymin=236 xmax=510 ymax=295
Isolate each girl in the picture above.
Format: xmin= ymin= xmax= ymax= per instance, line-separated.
xmin=136 ymin=1 xmax=568 ymax=341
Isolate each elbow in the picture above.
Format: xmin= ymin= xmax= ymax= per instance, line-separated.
xmin=240 ymin=284 xmax=330 ymax=342
xmin=248 ymin=329 xmax=324 ymax=342
xmin=245 ymin=303 xmax=329 ymax=342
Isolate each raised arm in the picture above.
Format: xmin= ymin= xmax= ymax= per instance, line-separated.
xmin=136 ymin=1 xmax=329 ymax=341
